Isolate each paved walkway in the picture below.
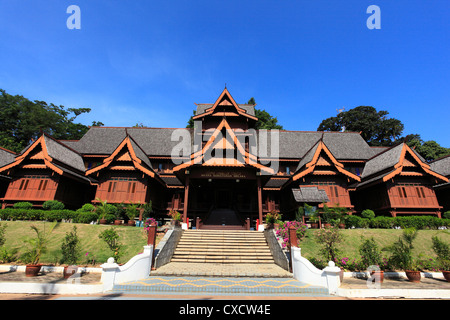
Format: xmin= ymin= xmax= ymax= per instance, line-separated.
xmin=150 ymin=262 xmax=292 ymax=277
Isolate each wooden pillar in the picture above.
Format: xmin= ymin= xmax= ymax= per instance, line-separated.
xmin=288 ymin=226 xmax=298 ymax=248
xmin=288 ymin=225 xmax=298 ymax=272
xmin=183 ymin=176 xmax=190 ymax=223
xmin=257 ymin=176 xmax=263 ymax=228
xmin=146 ymin=223 xmax=157 ymax=270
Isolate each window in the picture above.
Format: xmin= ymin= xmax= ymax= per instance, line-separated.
xmin=416 ymin=187 xmax=422 ymax=198
xmin=19 ymin=180 xmax=26 ymax=191
xmin=398 ymin=187 xmax=405 ymax=198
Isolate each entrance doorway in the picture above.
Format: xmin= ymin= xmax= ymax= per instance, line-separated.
xmin=188 ymin=178 xmax=258 ymax=228
xmin=216 ymin=188 xmax=231 ymax=208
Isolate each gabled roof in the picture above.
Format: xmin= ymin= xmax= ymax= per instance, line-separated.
xmin=357 ymin=143 xmax=448 ymax=188
xmin=85 ymin=135 xmax=155 ymax=178
xmin=192 ymin=88 xmax=258 ymax=121
xmin=291 ymin=138 xmax=361 ymax=182
xmin=430 ymin=154 xmax=450 ymax=178
xmin=0 ymin=147 xmax=16 ymax=168
xmin=0 ymin=134 xmax=92 ymax=183
xmin=173 ymin=118 xmax=274 ymax=175
xmin=0 ymin=134 xmax=85 ymax=174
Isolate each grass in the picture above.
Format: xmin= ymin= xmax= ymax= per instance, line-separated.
xmin=1 ymin=221 xmax=449 ymax=268
xmin=299 ymin=228 xmax=450 ymax=262
xmin=0 ymin=221 xmax=163 ymax=266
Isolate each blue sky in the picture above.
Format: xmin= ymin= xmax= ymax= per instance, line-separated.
xmin=0 ymin=1 xmax=449 ymax=146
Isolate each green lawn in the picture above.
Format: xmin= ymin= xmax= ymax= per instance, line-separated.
xmin=299 ymin=228 xmax=450 ymax=262
xmin=0 ymin=221 xmax=154 ymax=266
xmin=1 ymin=221 xmax=449 ymax=269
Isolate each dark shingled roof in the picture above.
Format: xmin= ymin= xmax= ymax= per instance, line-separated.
xmin=264 ymin=178 xmax=289 ymax=188
xmin=260 ymin=131 xmax=376 ymax=160
xmin=0 ymin=148 xmax=16 ymax=168
xmin=160 ymin=175 xmax=183 ymax=186
xmin=361 ymin=143 xmax=404 ymax=179
xmin=43 ymin=135 xmax=86 ymax=173
xmin=430 ymin=155 xmax=450 ymax=178
xmin=292 ymin=187 xmax=329 ymax=203
xmin=66 ymin=127 xmax=377 ymax=167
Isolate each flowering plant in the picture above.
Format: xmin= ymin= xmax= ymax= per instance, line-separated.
xmin=167 ymin=210 xmax=182 ymax=222
xmin=144 ymin=218 xmax=157 ymax=232
xmin=275 ymin=221 xmax=307 ymax=248
xmin=265 ymin=211 xmax=282 ymax=224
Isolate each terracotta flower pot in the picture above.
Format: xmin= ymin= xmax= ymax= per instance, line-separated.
xmin=114 ymin=220 xmax=122 ymax=225
xmin=371 ymin=270 xmax=384 ymax=283
xmin=442 ymin=270 xmax=450 ymax=282
xmin=405 ymin=270 xmax=421 ymax=283
xmin=310 ymin=223 xmax=319 ymax=229
xmin=128 ymin=220 xmax=136 ymax=226
xmin=99 ymin=219 xmax=108 ymax=225
xmin=63 ymin=265 xmax=78 ymax=279
xmin=25 ymin=264 xmax=42 ymax=277
xmin=339 ymin=223 xmax=345 ymax=229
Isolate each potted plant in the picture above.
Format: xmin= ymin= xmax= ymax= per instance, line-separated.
xmin=60 ymin=226 xmax=81 ymax=279
xmin=308 ymin=214 xmax=319 ymax=229
xmin=168 ymin=210 xmax=182 ymax=226
xmin=22 ymin=222 xmax=57 ymax=277
xmin=432 ymin=236 xmax=450 ymax=282
xmin=95 ymin=198 xmax=109 ymax=224
xmin=359 ymin=236 xmax=385 ymax=283
xmin=114 ymin=202 xmax=125 ymax=225
xmin=265 ymin=210 xmax=282 ymax=229
xmin=384 ymin=227 xmax=421 ymax=282
xmin=126 ymin=203 xmax=141 ymax=226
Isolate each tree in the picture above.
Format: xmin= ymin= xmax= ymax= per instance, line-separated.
xmin=0 ymin=89 xmax=103 ymax=153
xmin=248 ymin=98 xmax=284 ymax=130
xmin=404 ymin=134 xmax=450 ymax=162
xmin=186 ymin=111 xmax=196 ymax=128
xmin=317 ymin=106 xmax=404 ymax=147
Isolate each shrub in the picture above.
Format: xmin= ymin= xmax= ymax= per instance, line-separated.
xmin=314 ymin=226 xmax=344 ymax=262
xmin=359 ymin=236 xmax=384 ymax=270
xmin=0 ymin=223 xmax=6 ymax=247
xmin=383 ymin=227 xmax=419 ymax=271
xmin=444 ymin=211 xmax=450 ymax=220
xmin=370 ymin=216 xmax=394 ymax=229
xmin=73 ymin=212 xmax=98 ymax=224
xmin=13 ymin=202 xmax=33 ymax=210
xmin=343 ymin=215 xmax=370 ymax=228
xmin=99 ymin=227 xmax=122 ymax=263
xmin=42 ymin=200 xmax=65 ymax=211
xmin=60 ymin=226 xmax=81 ymax=265
xmin=275 ymin=221 xmax=307 ymax=248
xmin=361 ymin=209 xmax=375 ymax=220
xmin=78 ymin=203 xmax=95 ymax=212
xmin=432 ymin=236 xmax=450 ymax=270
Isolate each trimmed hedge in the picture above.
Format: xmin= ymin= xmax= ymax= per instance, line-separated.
xmin=343 ymin=215 xmax=450 ymax=230
xmin=0 ymin=208 xmax=98 ymax=223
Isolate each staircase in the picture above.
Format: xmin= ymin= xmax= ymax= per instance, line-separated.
xmin=171 ymin=230 xmax=274 ymax=264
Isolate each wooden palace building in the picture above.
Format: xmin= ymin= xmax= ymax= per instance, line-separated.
xmin=0 ymin=88 xmax=448 ymax=227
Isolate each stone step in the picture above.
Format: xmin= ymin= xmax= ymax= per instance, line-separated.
xmin=171 ymin=229 xmax=275 ymax=265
